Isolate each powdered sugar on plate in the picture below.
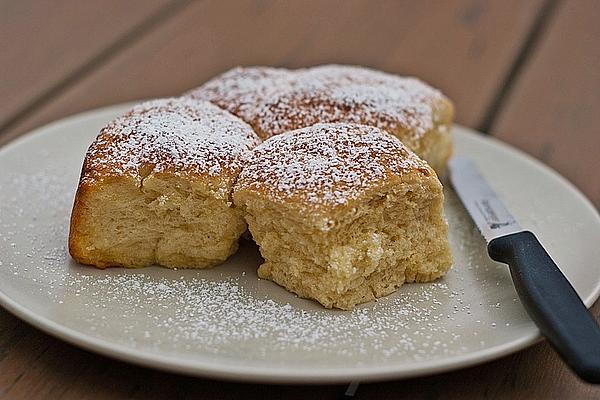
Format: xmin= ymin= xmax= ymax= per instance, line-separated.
xmin=0 ymin=163 xmax=523 ymax=366
xmin=2 ymin=107 xmax=597 ymax=381
xmin=0 ymin=113 xmax=538 ymax=376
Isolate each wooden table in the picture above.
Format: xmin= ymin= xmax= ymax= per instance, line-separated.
xmin=1 ymin=1 xmax=599 ymax=398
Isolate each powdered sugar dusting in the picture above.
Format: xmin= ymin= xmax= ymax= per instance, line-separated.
xmin=189 ymin=66 xmax=288 ymax=124
xmin=0 ymin=115 xmax=535 ymax=374
xmin=56 ymin=273 xmax=466 ymax=360
xmin=235 ymin=123 xmax=431 ymax=209
xmin=189 ymin=65 xmax=448 ymax=141
xmin=0 ymin=166 xmax=525 ymax=367
xmin=82 ymin=98 xmax=260 ymax=184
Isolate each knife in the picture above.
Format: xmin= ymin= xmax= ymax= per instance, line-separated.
xmin=448 ymin=155 xmax=600 ymax=383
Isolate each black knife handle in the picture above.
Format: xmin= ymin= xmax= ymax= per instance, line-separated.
xmin=488 ymin=231 xmax=600 ymax=383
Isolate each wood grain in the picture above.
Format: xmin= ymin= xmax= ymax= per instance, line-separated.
xmin=0 ymin=0 xmax=180 ymax=131
xmin=1 ymin=0 xmax=600 ymax=399
xmin=0 ymin=0 xmax=544 ymax=146
xmin=491 ymin=0 xmax=600 ymax=208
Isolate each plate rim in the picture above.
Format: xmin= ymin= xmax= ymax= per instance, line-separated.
xmin=0 ymin=103 xmax=599 ymax=384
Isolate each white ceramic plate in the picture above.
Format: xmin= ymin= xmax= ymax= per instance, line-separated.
xmin=0 ymin=104 xmax=599 ymax=384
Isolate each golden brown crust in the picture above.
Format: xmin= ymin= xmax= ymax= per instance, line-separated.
xmin=69 ymin=98 xmax=260 ymax=268
xmin=187 ymin=65 xmax=454 ymax=173
xmin=234 ymin=123 xmax=434 ymax=220
xmin=233 ymin=123 xmax=452 ymax=309
xmin=68 ymin=180 xmax=94 ymax=266
xmin=79 ymin=97 xmax=260 ymax=186
xmin=70 ymin=66 xmax=454 ymax=276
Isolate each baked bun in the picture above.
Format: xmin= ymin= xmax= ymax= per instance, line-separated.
xmin=69 ymin=98 xmax=261 ymax=268
xmin=189 ymin=65 xmax=454 ymax=174
xmin=233 ymin=123 xmax=452 ymax=309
